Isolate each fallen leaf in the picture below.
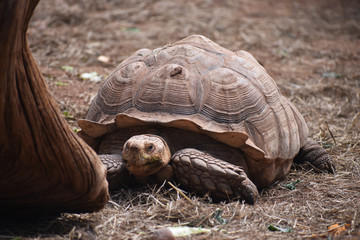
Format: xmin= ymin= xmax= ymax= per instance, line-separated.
xmin=328 ymin=223 xmax=350 ymax=236
xmin=63 ymin=111 xmax=73 ymax=119
xmin=61 ymin=65 xmax=74 ymax=72
xmin=153 ymin=226 xmax=210 ymax=239
xmin=279 ymin=49 xmax=288 ymax=58
xmin=169 ymin=226 xmax=210 ymax=237
xmin=122 ymin=27 xmax=140 ymax=32
xmin=80 ymin=72 xmax=102 ymax=83
xmin=212 ymin=209 xmax=227 ymax=225
xmin=267 ymin=224 xmax=292 ymax=232
xmin=283 ymin=180 xmax=302 ymax=190
xmin=54 ymin=81 xmax=68 ymax=86
xmin=322 ymin=142 xmax=334 ymax=149
xmin=312 ymin=223 xmax=351 ymax=238
xmin=321 ymin=72 xmax=342 ymax=78
xmin=97 ymin=55 xmax=110 ymax=63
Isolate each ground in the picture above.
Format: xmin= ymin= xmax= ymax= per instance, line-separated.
xmin=1 ymin=0 xmax=359 ymax=239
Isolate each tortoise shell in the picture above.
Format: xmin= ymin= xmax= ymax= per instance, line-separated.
xmin=78 ymin=35 xmax=308 ymax=163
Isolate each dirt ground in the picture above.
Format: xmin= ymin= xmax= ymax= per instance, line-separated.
xmin=1 ymin=0 xmax=359 ymax=239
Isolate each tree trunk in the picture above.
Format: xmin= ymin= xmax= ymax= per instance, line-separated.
xmin=0 ymin=0 xmax=109 ymax=215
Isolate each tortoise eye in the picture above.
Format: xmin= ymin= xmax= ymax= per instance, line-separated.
xmin=147 ymin=144 xmax=154 ymax=152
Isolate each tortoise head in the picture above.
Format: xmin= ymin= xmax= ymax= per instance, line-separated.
xmin=122 ymin=134 xmax=171 ymax=176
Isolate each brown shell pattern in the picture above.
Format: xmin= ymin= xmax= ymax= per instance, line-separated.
xmin=79 ymin=35 xmax=308 ymax=161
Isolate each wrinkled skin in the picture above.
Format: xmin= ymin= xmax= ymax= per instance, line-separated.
xmin=122 ymin=135 xmax=171 ymax=176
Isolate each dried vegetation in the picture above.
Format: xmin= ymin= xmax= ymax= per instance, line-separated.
xmin=1 ymin=0 xmax=359 ymax=239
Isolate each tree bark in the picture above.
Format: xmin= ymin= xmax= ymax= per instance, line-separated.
xmin=0 ymin=0 xmax=109 ymax=215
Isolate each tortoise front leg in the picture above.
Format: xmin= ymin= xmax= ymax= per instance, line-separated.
xmin=170 ymin=149 xmax=259 ymax=204
xmin=99 ymin=154 xmax=133 ymax=190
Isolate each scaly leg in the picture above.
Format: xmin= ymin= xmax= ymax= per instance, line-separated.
xmin=294 ymin=139 xmax=335 ymax=174
xmin=171 ymin=148 xmax=259 ymax=204
xmin=99 ymin=154 xmax=133 ymax=190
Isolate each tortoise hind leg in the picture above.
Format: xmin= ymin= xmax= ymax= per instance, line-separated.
xmin=171 ymin=149 xmax=259 ymax=204
xmin=294 ymin=139 xmax=335 ymax=174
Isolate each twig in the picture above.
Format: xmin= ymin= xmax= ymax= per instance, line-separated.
xmin=325 ymin=121 xmax=336 ymax=146
xmin=195 ymin=210 xmax=215 ymax=227
xmin=167 ymin=181 xmax=194 ymax=205
xmin=349 ymin=112 xmax=360 ymax=130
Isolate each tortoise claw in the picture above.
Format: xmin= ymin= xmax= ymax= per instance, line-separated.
xmin=240 ymin=179 xmax=259 ymax=204
xmin=317 ymin=158 xmax=336 ymax=174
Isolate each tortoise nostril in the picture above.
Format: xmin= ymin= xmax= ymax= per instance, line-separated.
xmin=130 ymin=146 xmax=139 ymax=153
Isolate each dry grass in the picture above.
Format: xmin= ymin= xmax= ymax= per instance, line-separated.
xmin=1 ymin=0 xmax=359 ymax=239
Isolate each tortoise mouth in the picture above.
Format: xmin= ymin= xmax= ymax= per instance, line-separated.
xmin=124 ymin=156 xmax=164 ymax=176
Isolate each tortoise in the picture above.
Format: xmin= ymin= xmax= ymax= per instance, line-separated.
xmin=78 ymin=35 xmax=335 ymax=204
